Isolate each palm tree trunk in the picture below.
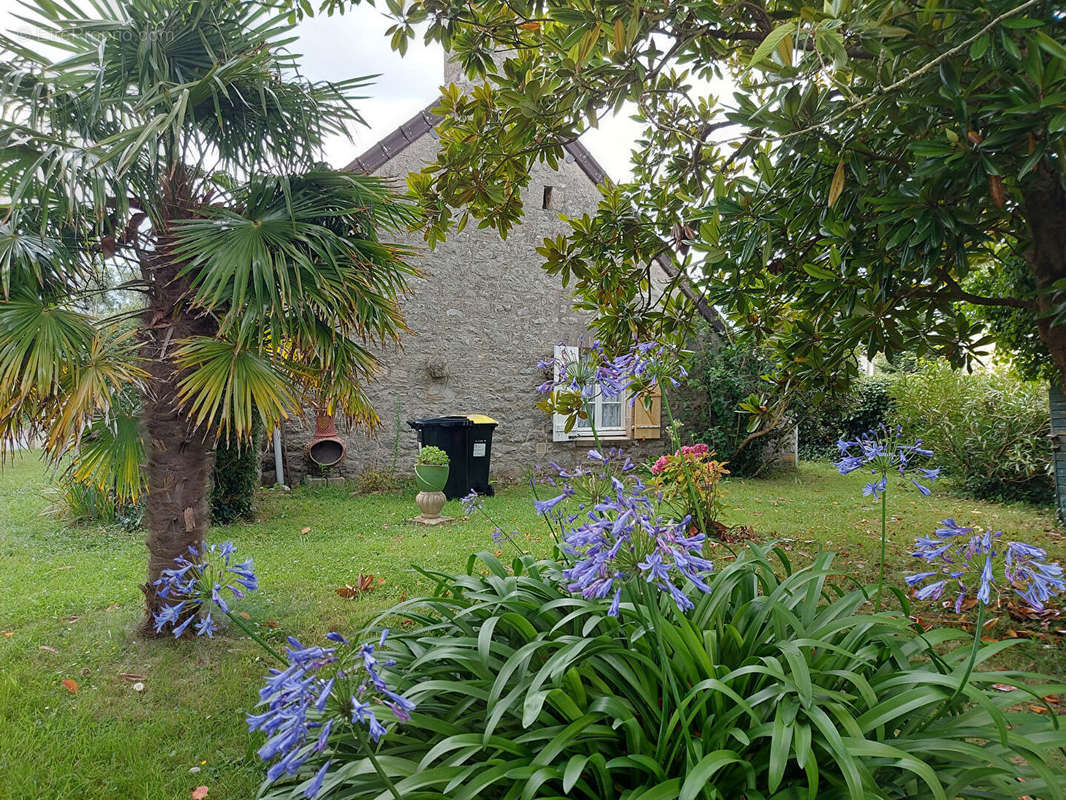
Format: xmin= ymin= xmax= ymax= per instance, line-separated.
xmin=140 ymin=368 xmax=214 ymax=631
xmin=138 ymin=224 xmax=217 ymax=632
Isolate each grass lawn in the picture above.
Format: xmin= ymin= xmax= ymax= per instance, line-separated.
xmin=1 ymin=453 xmax=1062 ymax=799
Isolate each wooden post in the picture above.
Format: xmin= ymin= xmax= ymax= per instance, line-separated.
xmin=1050 ymin=384 xmax=1066 ymax=525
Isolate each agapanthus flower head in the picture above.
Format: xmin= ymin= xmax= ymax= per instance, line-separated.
xmin=835 ymin=424 xmax=938 ymax=497
xmin=907 ymin=520 xmax=1064 ymax=613
xmin=560 ymin=467 xmax=714 ymax=616
xmin=249 ymin=630 xmax=416 ymax=797
xmin=537 ymin=340 xmax=688 ymax=405
xmin=534 ymin=448 xmax=639 ymax=516
xmin=151 ymin=541 xmax=258 ymax=638
xmin=460 ymin=489 xmax=482 ymax=516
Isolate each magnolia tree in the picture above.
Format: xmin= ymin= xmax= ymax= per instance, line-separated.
xmin=0 ymin=0 xmax=416 ymax=628
xmin=300 ymin=0 xmax=1065 ymax=391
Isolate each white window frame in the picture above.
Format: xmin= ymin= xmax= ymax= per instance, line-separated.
xmin=551 ymin=345 xmax=629 ymax=441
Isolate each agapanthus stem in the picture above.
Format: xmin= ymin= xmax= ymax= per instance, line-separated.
xmin=223 ymin=609 xmax=287 ymax=665
xmin=875 ymin=487 xmax=888 ymax=611
xmin=354 ymin=726 xmax=403 ymax=800
xmin=947 ymin=601 xmax=987 ymax=707
xmin=636 ymin=579 xmax=692 ymax=761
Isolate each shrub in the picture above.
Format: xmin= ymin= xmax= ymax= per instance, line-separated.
xmin=45 ymin=478 xmax=142 ymax=530
xmin=888 ymin=361 xmax=1053 ymax=504
xmin=650 ymin=443 xmax=728 ymax=526
xmin=256 ymin=548 xmax=1066 ymax=800
xmin=674 ymin=337 xmax=794 ymax=477
xmin=799 ymin=373 xmax=896 ymax=461
xmin=355 ymin=467 xmax=405 ymax=494
xmin=211 ymin=421 xmax=264 ymax=525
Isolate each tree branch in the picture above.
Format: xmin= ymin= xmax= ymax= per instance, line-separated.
xmin=939 ymin=271 xmax=1035 ymax=310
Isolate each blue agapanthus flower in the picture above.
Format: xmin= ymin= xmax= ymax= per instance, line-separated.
xmin=907 ymin=519 xmax=1064 ymax=612
xmin=151 ymin=541 xmax=258 ymax=637
xmin=248 ymin=629 xmax=415 ymax=797
xmin=537 ymin=339 xmax=687 ymax=400
xmin=836 ymin=424 xmax=938 ymax=497
xmin=561 ymin=473 xmax=713 ymax=615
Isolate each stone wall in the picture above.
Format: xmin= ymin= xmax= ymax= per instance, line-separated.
xmin=280 ymin=131 xmax=670 ymax=487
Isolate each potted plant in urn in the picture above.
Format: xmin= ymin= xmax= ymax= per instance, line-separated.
xmin=413 ymin=446 xmax=450 ymax=520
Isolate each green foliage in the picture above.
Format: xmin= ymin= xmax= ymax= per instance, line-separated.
xmin=966 ymin=254 xmax=1056 ymax=382
xmin=322 ymin=0 xmax=1066 ymax=393
xmin=211 ymin=420 xmax=264 ymax=525
xmin=650 ymin=444 xmax=728 ymax=525
xmin=889 ymin=362 xmax=1053 ymax=504
xmin=673 ymin=338 xmax=793 ymax=477
xmin=799 ymin=374 xmax=896 ymax=460
xmin=45 ymin=478 xmax=142 ymax=530
xmin=3 ymin=454 xmax=1062 ymax=799
xmin=261 ymin=549 xmax=1066 ymax=800
xmin=0 ymin=0 xmax=418 ymax=495
xmin=416 ymin=445 xmax=449 ymax=466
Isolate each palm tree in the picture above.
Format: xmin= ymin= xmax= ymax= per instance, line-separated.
xmin=0 ymin=0 xmax=417 ymax=629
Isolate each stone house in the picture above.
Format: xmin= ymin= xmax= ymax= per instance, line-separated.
xmin=275 ymin=60 xmax=723 ymax=488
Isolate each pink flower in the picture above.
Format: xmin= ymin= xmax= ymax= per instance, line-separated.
xmin=651 ymin=456 xmax=669 ymax=475
xmin=690 ymin=443 xmax=709 ymax=457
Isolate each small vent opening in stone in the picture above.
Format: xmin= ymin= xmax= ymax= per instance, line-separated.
xmin=542 ymin=185 xmax=553 ymax=209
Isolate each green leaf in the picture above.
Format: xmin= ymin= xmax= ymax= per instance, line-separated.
xmin=750 ymin=22 xmax=797 ymax=66
xmin=679 ymin=751 xmax=744 ymax=800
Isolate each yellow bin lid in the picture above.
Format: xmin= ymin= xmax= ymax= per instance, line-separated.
xmin=466 ymin=414 xmax=497 ymax=424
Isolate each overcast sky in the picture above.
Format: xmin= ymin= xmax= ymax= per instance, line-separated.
xmin=0 ymin=0 xmax=643 ymax=179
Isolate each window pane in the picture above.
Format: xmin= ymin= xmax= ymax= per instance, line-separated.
xmin=600 ymin=401 xmax=622 ymax=429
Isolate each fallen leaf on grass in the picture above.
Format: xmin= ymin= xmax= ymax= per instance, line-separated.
xmin=119 ymin=673 xmax=146 ymax=681
xmin=336 ymin=574 xmax=381 ymax=598
xmin=992 ymin=684 xmax=1016 ymax=693
xmin=264 ymin=621 xmax=279 ymax=628
xmin=61 ymin=679 xmax=78 ymax=693
xmin=1028 ymin=705 xmax=1049 ymax=714
xmin=238 ymin=611 xmax=251 ymax=620
xmin=40 ymin=645 xmax=58 ymax=654
xmin=191 ymin=787 xmax=209 ymax=799
xmin=2 ymin=632 xmax=12 ymax=638
xmin=105 ymin=603 xmax=120 ymax=611
xmin=300 ymin=527 xmax=311 ymax=535
xmin=66 ymin=616 xmax=81 ymax=623
xmin=56 ymin=565 xmax=74 ymax=571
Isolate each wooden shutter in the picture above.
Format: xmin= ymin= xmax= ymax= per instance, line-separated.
xmin=632 ymin=386 xmax=662 ymax=440
xmin=551 ymin=345 xmax=579 ymax=442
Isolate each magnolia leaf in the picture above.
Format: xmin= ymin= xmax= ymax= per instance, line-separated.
xmin=828 ymin=160 xmax=846 ymax=207
xmin=989 ymin=175 xmax=1006 ymax=209
xmin=777 ymin=33 xmax=794 ymax=67
xmin=749 ymin=22 xmax=796 ymax=67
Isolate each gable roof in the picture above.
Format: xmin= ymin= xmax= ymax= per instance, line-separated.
xmin=344 ymin=102 xmax=723 ymax=332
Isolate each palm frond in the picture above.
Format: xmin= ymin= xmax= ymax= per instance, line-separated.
xmin=0 ymin=295 xmax=97 ymax=400
xmin=173 ymin=334 xmax=300 ymax=442
xmin=45 ymin=325 xmax=146 ymax=453
xmin=68 ymin=396 xmax=145 ymax=500
xmin=171 ymin=170 xmax=419 ymax=341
